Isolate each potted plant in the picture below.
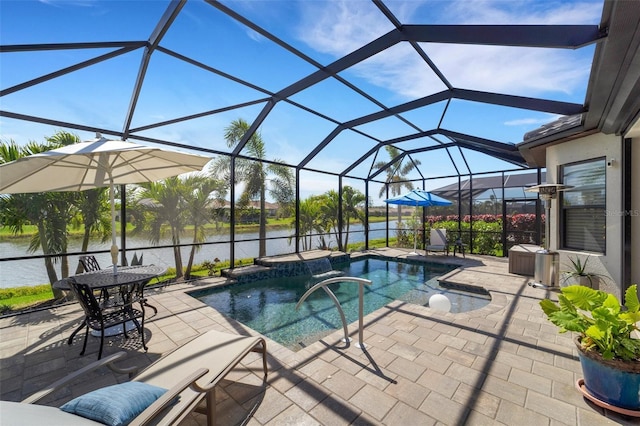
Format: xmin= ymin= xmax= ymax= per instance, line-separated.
xmin=561 ymin=256 xmax=603 ymax=288
xmin=540 ymin=284 xmax=640 ymax=412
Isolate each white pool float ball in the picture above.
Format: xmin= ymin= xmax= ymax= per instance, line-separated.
xmin=429 ymin=294 xmax=451 ymax=313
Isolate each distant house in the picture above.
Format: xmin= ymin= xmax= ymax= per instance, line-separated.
xmin=210 ymin=200 xmax=281 ymax=218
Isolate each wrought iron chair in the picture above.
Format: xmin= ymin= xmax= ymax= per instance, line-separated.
xmin=128 ymin=253 xmax=158 ymax=316
xmin=78 ymin=255 xmax=101 ymax=272
xmin=78 ymin=255 xmax=110 ymax=301
xmin=67 ymin=277 xmax=147 ymax=360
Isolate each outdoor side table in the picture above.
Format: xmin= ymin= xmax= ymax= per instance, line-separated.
xmin=452 ymin=240 xmax=466 ymax=258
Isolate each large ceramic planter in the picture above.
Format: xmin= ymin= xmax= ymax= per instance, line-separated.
xmin=561 ymin=274 xmax=597 ymax=288
xmin=576 ymin=337 xmax=640 ymax=410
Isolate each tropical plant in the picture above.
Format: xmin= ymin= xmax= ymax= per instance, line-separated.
xmin=211 ymin=118 xmax=295 ymax=257
xmin=137 ymin=176 xmax=188 ymax=279
xmin=375 ymin=145 xmax=421 ymax=223
xmin=561 ymin=256 xmax=604 ymax=287
xmin=70 ymin=187 xmax=111 ymax=274
xmin=341 ymin=186 xmax=366 ymax=250
xmin=295 ymin=196 xmax=322 ymax=251
xmin=0 ymin=132 xmax=82 ymax=297
xmin=315 ymin=187 xmax=366 ymax=251
xmin=539 ymin=284 xmax=640 ymax=361
xmin=182 ymin=174 xmax=227 ymax=279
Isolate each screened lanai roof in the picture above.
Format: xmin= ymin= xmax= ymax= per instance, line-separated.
xmin=1 ymin=0 xmax=639 ymax=189
xmin=430 ymin=170 xmax=546 ymax=201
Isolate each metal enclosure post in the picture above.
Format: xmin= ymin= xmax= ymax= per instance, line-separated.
xmin=120 ymin=184 xmax=127 ymax=266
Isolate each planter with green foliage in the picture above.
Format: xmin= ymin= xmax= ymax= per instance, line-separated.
xmin=560 ymin=256 xmax=603 ymax=288
xmin=540 ymin=284 xmax=640 ymax=411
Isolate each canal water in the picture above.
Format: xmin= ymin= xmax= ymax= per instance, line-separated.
xmin=0 ymin=221 xmax=399 ymax=288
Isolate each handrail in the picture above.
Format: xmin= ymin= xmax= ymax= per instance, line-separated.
xmin=295 ymin=276 xmax=372 ymax=349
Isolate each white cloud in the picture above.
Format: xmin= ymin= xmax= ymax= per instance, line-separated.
xmin=442 ymin=0 xmax=602 ymax=25
xmin=298 ymin=1 xmax=393 ymax=56
xmin=504 ymin=115 xmax=561 ymax=126
xmin=297 ymin=0 xmax=601 ymax=100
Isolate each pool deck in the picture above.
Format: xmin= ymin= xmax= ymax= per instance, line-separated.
xmin=1 ymin=248 xmax=636 ymax=425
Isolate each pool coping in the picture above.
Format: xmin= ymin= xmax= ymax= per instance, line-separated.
xmin=182 ymin=249 xmax=509 ymax=359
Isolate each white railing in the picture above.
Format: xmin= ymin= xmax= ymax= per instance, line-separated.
xmin=295 ymin=276 xmax=372 ymax=349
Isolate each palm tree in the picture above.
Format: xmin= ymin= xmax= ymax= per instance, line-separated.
xmin=375 ymin=145 xmax=421 ymax=223
xmin=295 ymin=195 xmax=322 ymax=251
xmin=70 ymin=187 xmax=111 ymax=274
xmin=182 ymin=174 xmax=227 ymax=279
xmin=0 ymin=133 xmax=79 ymax=297
xmin=318 ymin=190 xmax=341 ymax=250
xmin=212 ymin=118 xmax=294 ymax=257
xmin=138 ymin=177 xmax=187 ymax=279
xmin=341 ymin=186 xmax=366 ymax=250
xmin=317 ymin=186 xmax=366 ymax=251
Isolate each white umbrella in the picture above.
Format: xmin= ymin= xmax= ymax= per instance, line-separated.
xmin=0 ymin=133 xmax=211 ymax=274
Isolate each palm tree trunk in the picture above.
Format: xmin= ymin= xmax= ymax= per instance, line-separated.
xmin=172 ymin=229 xmax=183 ymax=279
xmin=60 ymin=239 xmax=69 ymax=279
xmin=38 ymin=223 xmax=63 ymax=299
xmin=333 ymin=224 xmax=343 ymax=251
xmin=259 ymin=184 xmax=266 ymax=257
xmin=344 ymin=217 xmax=350 ymax=250
xmin=185 ymin=232 xmax=198 ymax=279
xmin=76 ymin=228 xmax=92 ymax=274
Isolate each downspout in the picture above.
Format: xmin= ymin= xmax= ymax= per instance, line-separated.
xmin=621 ymin=137 xmax=632 ymax=294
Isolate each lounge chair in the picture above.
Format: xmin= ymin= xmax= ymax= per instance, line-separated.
xmin=426 ymin=228 xmax=449 ymax=255
xmin=4 ymin=329 xmax=267 ymax=426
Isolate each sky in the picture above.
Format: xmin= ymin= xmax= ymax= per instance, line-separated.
xmin=0 ymin=0 xmax=604 ymax=204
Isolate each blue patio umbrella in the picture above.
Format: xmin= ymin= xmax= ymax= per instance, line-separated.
xmin=384 ymin=189 xmax=452 ymax=254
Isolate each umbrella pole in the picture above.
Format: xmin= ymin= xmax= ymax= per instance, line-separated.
xmin=410 ymin=204 xmax=418 ymax=255
xmin=109 ymin=182 xmax=118 ymax=275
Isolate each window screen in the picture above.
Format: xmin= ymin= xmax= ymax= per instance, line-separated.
xmin=560 ymin=158 xmax=606 ymax=252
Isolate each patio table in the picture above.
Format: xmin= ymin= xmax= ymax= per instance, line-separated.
xmin=53 ymin=265 xmax=166 ymax=291
xmin=55 ymin=265 xmax=166 ymax=337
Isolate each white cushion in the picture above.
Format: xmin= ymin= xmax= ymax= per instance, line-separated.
xmin=0 ymin=401 xmax=104 ymax=426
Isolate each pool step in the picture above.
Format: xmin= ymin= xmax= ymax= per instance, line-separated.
xmin=222 ymin=251 xmax=350 ymax=284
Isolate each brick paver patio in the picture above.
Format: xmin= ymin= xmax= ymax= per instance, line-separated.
xmin=0 ymin=249 xmax=636 ymax=425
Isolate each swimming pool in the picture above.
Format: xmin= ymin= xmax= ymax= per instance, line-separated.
xmin=191 ymin=257 xmax=491 ymax=351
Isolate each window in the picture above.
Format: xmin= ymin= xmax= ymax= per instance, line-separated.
xmin=560 ymin=158 xmax=606 ymax=252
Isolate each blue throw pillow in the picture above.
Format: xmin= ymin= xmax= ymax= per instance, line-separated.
xmin=60 ymin=381 xmax=167 ymax=426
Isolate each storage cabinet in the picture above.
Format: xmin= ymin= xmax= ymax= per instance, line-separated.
xmin=508 ymin=244 xmax=539 ymax=276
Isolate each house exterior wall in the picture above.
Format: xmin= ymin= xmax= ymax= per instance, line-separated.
xmin=631 ymin=136 xmax=639 ymax=291
xmin=546 ymin=133 xmax=626 ymax=298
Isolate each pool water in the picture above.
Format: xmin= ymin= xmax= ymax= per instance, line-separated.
xmin=192 ymin=257 xmax=491 ymax=351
